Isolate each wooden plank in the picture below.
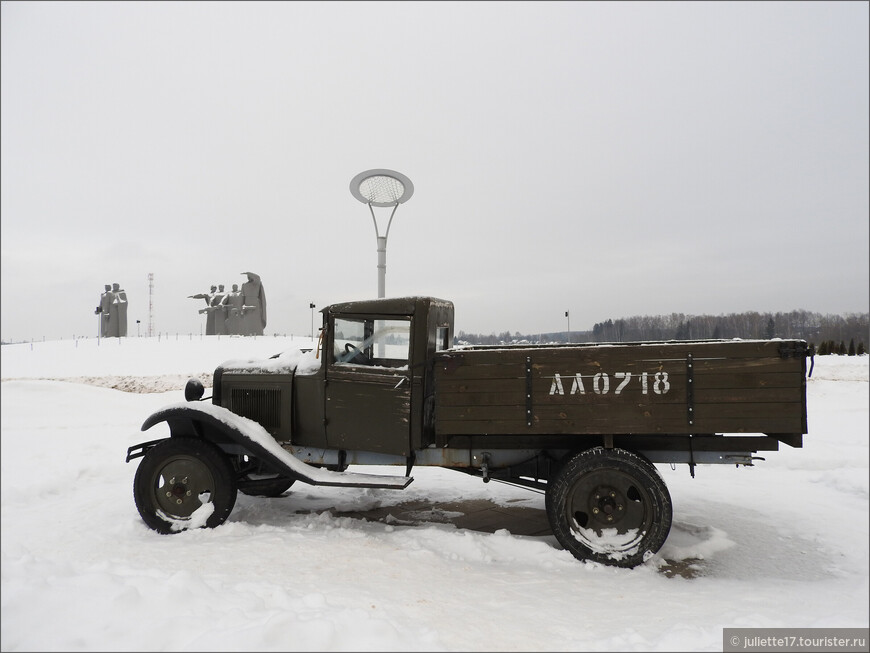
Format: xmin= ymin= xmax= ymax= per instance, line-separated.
xmin=438 ymin=339 xmax=804 ymax=367
xmin=435 ymin=393 xmax=804 ymax=434
xmin=690 ymin=358 xmax=798 ymax=373
xmin=436 ymin=390 xmax=527 ymax=407
xmin=437 ymin=363 xmax=525 ymax=380
xmin=694 ymin=371 xmax=804 ymax=389
xmin=436 ymin=405 xmax=526 ymax=422
xmin=435 ymin=432 xmax=789 ymax=450
xmin=692 ymin=401 xmax=804 ymax=420
xmin=528 ymin=357 xmax=798 ymax=377
xmin=435 ymin=378 xmax=524 ymax=394
xmin=693 ymin=387 xmax=804 ymax=403
xmin=436 ymin=415 xmax=804 ymax=436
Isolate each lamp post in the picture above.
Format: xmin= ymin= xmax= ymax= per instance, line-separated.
xmin=350 ymin=169 xmax=414 ymax=298
xmin=565 ymin=311 xmax=570 ymax=343
xmin=309 ymin=303 xmax=316 ymax=341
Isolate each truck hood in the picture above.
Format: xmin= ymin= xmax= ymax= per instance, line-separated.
xmin=217 ymin=347 xmax=322 ymax=375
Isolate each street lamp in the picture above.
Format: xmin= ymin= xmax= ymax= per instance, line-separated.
xmin=309 ymin=303 xmax=316 ymax=341
xmin=349 ymin=169 xmax=414 ymax=298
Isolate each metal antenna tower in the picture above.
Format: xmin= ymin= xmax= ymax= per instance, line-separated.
xmin=147 ymin=272 xmax=154 ymax=337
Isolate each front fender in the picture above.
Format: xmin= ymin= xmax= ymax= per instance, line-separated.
xmin=140 ymin=403 xmax=237 ymax=440
xmin=130 ymin=402 xmax=412 ymax=490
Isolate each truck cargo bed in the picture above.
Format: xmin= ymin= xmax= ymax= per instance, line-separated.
xmin=433 ymin=339 xmax=809 ymax=439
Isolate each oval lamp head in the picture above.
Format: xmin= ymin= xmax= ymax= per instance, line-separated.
xmin=350 ymin=169 xmax=414 ymax=207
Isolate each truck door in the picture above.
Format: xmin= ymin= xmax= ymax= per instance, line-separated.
xmin=325 ymin=315 xmax=413 ymax=456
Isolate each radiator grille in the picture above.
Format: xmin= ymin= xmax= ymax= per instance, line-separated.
xmin=230 ymin=387 xmax=282 ymax=431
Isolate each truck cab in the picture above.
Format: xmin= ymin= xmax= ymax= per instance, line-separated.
xmin=319 ymin=296 xmax=453 ymax=456
xmin=213 ymin=296 xmax=453 ymax=459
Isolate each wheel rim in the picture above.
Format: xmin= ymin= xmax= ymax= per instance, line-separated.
xmin=151 ymin=454 xmax=216 ymax=520
xmin=565 ymin=468 xmax=655 ymax=556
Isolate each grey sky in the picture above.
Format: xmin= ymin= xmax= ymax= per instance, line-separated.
xmin=2 ymin=1 xmax=868 ymax=342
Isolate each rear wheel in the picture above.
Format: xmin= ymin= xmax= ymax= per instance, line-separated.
xmin=546 ymin=447 xmax=672 ymax=568
xmin=133 ymin=438 xmax=237 ymax=534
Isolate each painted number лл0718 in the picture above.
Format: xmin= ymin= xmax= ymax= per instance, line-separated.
xmin=548 ymin=371 xmax=671 ymax=396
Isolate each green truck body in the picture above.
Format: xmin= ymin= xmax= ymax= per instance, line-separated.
xmin=127 ymin=296 xmax=812 ymax=567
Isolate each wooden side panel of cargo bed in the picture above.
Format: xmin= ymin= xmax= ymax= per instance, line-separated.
xmin=433 ymin=340 xmax=808 ymax=437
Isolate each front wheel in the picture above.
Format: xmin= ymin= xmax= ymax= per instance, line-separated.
xmin=546 ymin=447 xmax=672 ymax=568
xmin=133 ymin=437 xmax=238 ymax=534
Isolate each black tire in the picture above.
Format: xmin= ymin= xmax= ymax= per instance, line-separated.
xmin=133 ymin=437 xmax=238 ymax=534
xmin=239 ymin=477 xmax=295 ymax=497
xmin=546 ymin=447 xmax=672 ymax=568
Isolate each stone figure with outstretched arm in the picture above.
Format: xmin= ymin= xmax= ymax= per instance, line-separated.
xmin=209 ymin=284 xmax=229 ymax=335
xmin=189 ymin=285 xmax=218 ymax=335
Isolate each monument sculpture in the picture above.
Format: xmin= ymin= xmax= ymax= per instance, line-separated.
xmin=95 ymin=283 xmax=127 ymax=337
xmin=189 ymin=273 xmax=267 ymax=336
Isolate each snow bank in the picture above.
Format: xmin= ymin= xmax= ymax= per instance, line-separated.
xmin=1 ymin=340 xmax=867 ymax=651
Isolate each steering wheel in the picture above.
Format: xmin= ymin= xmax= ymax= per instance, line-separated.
xmin=343 ymin=342 xmax=368 ymax=365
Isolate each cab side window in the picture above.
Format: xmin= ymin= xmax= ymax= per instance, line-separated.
xmin=435 ymin=326 xmax=450 ymax=351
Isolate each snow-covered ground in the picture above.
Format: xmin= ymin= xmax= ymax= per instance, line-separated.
xmin=1 ymin=337 xmax=868 ymax=651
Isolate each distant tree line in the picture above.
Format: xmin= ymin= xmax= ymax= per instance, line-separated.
xmin=456 ymin=310 xmax=868 ymax=356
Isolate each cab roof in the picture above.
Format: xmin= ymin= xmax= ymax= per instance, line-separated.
xmin=324 ymin=296 xmax=453 ymax=317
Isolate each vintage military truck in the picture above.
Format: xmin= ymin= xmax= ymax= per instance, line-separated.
xmin=127 ymin=296 xmax=813 ymax=568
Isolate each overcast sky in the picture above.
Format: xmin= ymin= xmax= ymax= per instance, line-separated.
xmin=2 ymin=1 xmax=868 ymax=342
